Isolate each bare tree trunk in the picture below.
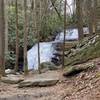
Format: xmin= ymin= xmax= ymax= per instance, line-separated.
xmin=37 ymin=0 xmax=41 ymax=74
xmin=73 ymin=0 xmax=76 ymax=15
xmin=37 ymin=32 xmax=41 ymax=73
xmin=76 ymin=0 xmax=83 ymax=40
xmin=0 ymin=0 xmax=5 ymax=76
xmin=4 ymin=0 xmax=8 ymax=53
xmin=33 ymin=0 xmax=40 ymax=73
xmin=62 ymin=0 xmax=67 ymax=68
xmin=33 ymin=0 xmax=36 ymax=34
xmin=15 ymin=0 xmax=19 ymax=72
xmin=23 ymin=0 xmax=28 ymax=75
xmin=87 ymin=0 xmax=93 ymax=35
xmin=93 ymin=0 xmax=96 ymax=33
xmin=94 ymin=0 xmax=99 ymax=34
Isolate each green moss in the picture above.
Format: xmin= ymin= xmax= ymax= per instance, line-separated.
xmin=64 ymin=37 xmax=100 ymax=66
xmin=63 ymin=62 xmax=95 ymax=76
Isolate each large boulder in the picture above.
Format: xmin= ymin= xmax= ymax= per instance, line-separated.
xmin=19 ymin=78 xmax=59 ymax=88
xmin=40 ymin=62 xmax=59 ymax=72
xmin=63 ymin=62 xmax=95 ymax=77
xmin=1 ymin=74 xmax=24 ymax=84
xmin=18 ymin=71 xmax=59 ymax=88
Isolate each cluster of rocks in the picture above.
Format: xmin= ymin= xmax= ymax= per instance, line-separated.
xmin=1 ymin=70 xmax=59 ymax=88
xmin=51 ymin=41 xmax=78 ymax=65
xmin=52 ymin=35 xmax=99 ymax=66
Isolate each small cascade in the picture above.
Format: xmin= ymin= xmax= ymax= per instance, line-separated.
xmin=55 ymin=29 xmax=78 ymax=41
xmin=27 ymin=27 xmax=89 ymax=70
xmin=27 ymin=42 xmax=55 ymax=70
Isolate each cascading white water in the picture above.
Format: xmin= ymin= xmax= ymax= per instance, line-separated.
xmin=55 ymin=27 xmax=89 ymax=41
xmin=27 ymin=42 xmax=54 ymax=70
xmin=27 ymin=28 xmax=89 ymax=70
xmin=55 ymin=29 xmax=78 ymax=41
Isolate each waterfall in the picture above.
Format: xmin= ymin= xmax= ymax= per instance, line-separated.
xmin=27 ymin=42 xmax=54 ymax=70
xmin=27 ymin=27 xmax=89 ymax=70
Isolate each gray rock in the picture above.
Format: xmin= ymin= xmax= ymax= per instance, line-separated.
xmin=53 ymin=50 xmax=71 ymax=57
xmin=65 ymin=50 xmax=71 ymax=56
xmin=19 ymin=78 xmax=59 ymax=88
xmin=1 ymin=74 xmax=24 ymax=84
xmin=63 ymin=62 xmax=95 ymax=77
xmin=40 ymin=62 xmax=58 ymax=71
xmin=18 ymin=71 xmax=59 ymax=88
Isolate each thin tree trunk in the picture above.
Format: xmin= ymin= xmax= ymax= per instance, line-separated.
xmin=76 ymin=0 xmax=83 ymax=40
xmin=37 ymin=33 xmax=41 ymax=74
xmin=23 ymin=0 xmax=28 ymax=75
xmin=33 ymin=0 xmax=41 ymax=73
xmin=32 ymin=0 xmax=36 ymax=35
xmin=94 ymin=0 xmax=98 ymax=34
xmin=0 ymin=0 xmax=5 ymax=76
xmin=62 ymin=0 xmax=67 ymax=68
xmin=87 ymin=0 xmax=93 ymax=35
xmin=15 ymin=0 xmax=19 ymax=72
xmin=38 ymin=0 xmax=41 ymax=74
xmin=4 ymin=0 xmax=8 ymax=53
xmin=93 ymin=0 xmax=96 ymax=33
xmin=73 ymin=0 xmax=76 ymax=15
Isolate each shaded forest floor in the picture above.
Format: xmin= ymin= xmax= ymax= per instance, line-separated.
xmin=0 ymin=58 xmax=100 ymax=100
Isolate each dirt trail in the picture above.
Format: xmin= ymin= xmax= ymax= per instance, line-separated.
xmin=0 ymin=58 xmax=100 ymax=100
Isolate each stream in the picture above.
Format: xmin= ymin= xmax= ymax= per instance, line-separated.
xmin=27 ymin=27 xmax=89 ymax=70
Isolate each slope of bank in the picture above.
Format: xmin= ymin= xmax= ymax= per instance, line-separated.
xmin=64 ymin=34 xmax=100 ymax=66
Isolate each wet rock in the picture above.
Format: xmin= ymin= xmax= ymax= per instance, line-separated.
xmin=52 ymin=57 xmax=62 ymax=65
xmin=40 ymin=62 xmax=59 ymax=71
xmin=1 ymin=74 xmax=24 ymax=84
xmin=53 ymin=52 xmax=62 ymax=57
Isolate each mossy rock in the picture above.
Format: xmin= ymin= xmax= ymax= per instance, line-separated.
xmin=64 ymin=35 xmax=100 ymax=66
xmin=40 ymin=62 xmax=58 ymax=72
xmin=63 ymin=62 xmax=95 ymax=77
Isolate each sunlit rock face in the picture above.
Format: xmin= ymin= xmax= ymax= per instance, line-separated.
xmin=27 ymin=28 xmax=89 ymax=70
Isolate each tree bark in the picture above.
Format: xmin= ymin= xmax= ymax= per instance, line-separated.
xmin=0 ymin=0 xmax=5 ymax=76
xmin=62 ymin=0 xmax=67 ymax=68
xmin=4 ymin=0 xmax=8 ymax=53
xmin=23 ymin=0 xmax=28 ymax=75
xmin=87 ymin=0 xmax=93 ymax=35
xmin=36 ymin=0 xmax=41 ymax=73
xmin=15 ymin=0 xmax=19 ymax=72
xmin=76 ymin=0 xmax=83 ymax=40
